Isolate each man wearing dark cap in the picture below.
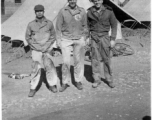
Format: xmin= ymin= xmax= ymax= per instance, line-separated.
xmin=56 ymin=0 xmax=88 ymax=92
xmin=25 ymin=4 xmax=59 ymax=97
xmin=87 ymin=0 xmax=117 ymax=88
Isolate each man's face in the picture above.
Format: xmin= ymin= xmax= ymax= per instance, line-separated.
xmin=68 ymin=0 xmax=77 ymax=9
xmin=35 ymin=10 xmax=44 ymax=19
xmin=92 ymin=0 xmax=103 ymax=9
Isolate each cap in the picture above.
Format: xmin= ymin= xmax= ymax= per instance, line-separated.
xmin=34 ymin=4 xmax=44 ymax=11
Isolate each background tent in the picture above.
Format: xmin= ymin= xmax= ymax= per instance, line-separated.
xmin=1 ymin=0 xmax=92 ymax=45
xmin=104 ymin=0 xmax=150 ymax=29
xmin=122 ymin=0 xmax=151 ymax=29
xmin=104 ymin=0 xmax=150 ymax=23
xmin=123 ymin=0 xmax=150 ymax=22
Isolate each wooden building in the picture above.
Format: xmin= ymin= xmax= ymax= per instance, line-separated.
xmin=1 ymin=0 xmax=26 ymax=15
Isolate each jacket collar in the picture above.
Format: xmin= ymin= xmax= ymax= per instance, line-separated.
xmin=87 ymin=5 xmax=106 ymax=21
xmin=65 ymin=5 xmax=82 ymax=12
xmin=35 ymin=16 xmax=47 ymax=23
xmin=91 ymin=5 xmax=106 ymax=13
xmin=35 ymin=17 xmax=48 ymax=28
xmin=64 ymin=5 xmax=82 ymax=16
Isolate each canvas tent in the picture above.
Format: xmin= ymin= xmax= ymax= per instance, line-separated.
xmin=123 ymin=0 xmax=150 ymax=22
xmin=104 ymin=0 xmax=150 ymax=23
xmin=2 ymin=0 xmax=150 ymax=45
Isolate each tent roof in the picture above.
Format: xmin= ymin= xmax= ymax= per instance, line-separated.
xmin=123 ymin=0 xmax=151 ymax=22
xmin=106 ymin=0 xmax=151 ymax=22
xmin=104 ymin=0 xmax=151 ymax=23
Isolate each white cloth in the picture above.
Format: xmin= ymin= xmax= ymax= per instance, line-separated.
xmin=109 ymin=21 xmax=123 ymax=40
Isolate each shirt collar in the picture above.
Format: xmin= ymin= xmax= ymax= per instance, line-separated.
xmin=91 ymin=5 xmax=106 ymax=13
xmin=65 ymin=5 xmax=81 ymax=12
xmin=35 ymin=16 xmax=47 ymax=22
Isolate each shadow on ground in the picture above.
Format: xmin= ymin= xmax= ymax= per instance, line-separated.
xmin=56 ymin=64 xmax=94 ymax=86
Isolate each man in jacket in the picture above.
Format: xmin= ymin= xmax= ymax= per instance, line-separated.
xmin=56 ymin=0 xmax=88 ymax=92
xmin=87 ymin=0 xmax=117 ymax=88
xmin=25 ymin=4 xmax=58 ymax=97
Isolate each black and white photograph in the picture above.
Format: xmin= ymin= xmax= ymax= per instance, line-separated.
xmin=1 ymin=0 xmax=151 ymax=120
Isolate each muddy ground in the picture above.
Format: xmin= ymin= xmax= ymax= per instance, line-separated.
xmin=2 ymin=31 xmax=151 ymax=120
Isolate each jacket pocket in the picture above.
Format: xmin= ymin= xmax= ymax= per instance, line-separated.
xmin=102 ymin=21 xmax=110 ymax=26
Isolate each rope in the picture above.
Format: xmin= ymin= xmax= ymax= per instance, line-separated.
xmin=130 ymin=21 xmax=137 ymax=29
xmin=141 ymin=22 xmax=151 ymax=30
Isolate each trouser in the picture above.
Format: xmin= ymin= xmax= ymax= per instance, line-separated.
xmin=60 ymin=37 xmax=85 ymax=84
xmin=30 ymin=50 xmax=58 ymax=90
xmin=91 ymin=36 xmax=113 ymax=81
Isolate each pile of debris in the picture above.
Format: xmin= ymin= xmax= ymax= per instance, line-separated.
xmin=122 ymin=28 xmax=150 ymax=38
xmin=2 ymin=35 xmax=31 ymax=64
xmin=1 ymin=35 xmax=63 ymax=64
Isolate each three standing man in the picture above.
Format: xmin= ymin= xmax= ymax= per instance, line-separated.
xmin=25 ymin=0 xmax=117 ymax=97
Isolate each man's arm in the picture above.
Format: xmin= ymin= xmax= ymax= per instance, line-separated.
xmin=25 ymin=23 xmax=33 ymax=45
xmin=86 ymin=11 xmax=92 ymax=45
xmin=49 ymin=21 xmax=56 ymax=45
xmin=82 ymin=10 xmax=89 ymax=39
xmin=109 ymin=10 xmax=117 ymax=41
xmin=56 ymin=10 xmax=63 ymax=47
xmin=87 ymin=10 xmax=100 ymax=43
xmin=109 ymin=10 xmax=117 ymax=48
xmin=41 ymin=21 xmax=57 ymax=52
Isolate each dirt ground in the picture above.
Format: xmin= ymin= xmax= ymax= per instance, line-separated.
xmin=2 ymin=30 xmax=151 ymax=120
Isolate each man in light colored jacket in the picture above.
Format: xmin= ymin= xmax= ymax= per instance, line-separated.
xmin=25 ymin=4 xmax=58 ymax=97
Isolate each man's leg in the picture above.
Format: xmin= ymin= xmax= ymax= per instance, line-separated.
xmin=43 ymin=53 xmax=58 ymax=93
xmin=91 ymin=41 xmax=102 ymax=88
xmin=73 ymin=37 xmax=85 ymax=90
xmin=59 ymin=39 xmax=73 ymax=92
xmin=99 ymin=43 xmax=115 ymax=88
xmin=28 ymin=51 xmax=43 ymax=97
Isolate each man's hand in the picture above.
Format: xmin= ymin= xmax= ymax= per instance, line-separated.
xmin=110 ymin=40 xmax=115 ymax=48
xmin=82 ymin=36 xmax=88 ymax=46
xmin=28 ymin=38 xmax=34 ymax=45
xmin=85 ymin=38 xmax=90 ymax=46
xmin=56 ymin=40 xmax=61 ymax=48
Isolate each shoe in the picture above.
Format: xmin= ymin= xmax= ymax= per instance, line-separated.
xmin=75 ymin=82 xmax=83 ymax=90
xmin=106 ymin=80 xmax=115 ymax=88
xmin=28 ymin=89 xmax=36 ymax=97
xmin=59 ymin=84 xmax=69 ymax=92
xmin=49 ymin=85 xmax=57 ymax=93
xmin=92 ymin=80 xmax=101 ymax=88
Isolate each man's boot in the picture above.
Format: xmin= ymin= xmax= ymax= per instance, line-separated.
xmin=75 ymin=82 xmax=83 ymax=90
xmin=49 ymin=85 xmax=58 ymax=93
xmin=106 ymin=78 xmax=115 ymax=88
xmin=28 ymin=89 xmax=36 ymax=97
xmin=92 ymin=80 xmax=101 ymax=88
xmin=59 ymin=84 xmax=69 ymax=92
xmin=107 ymin=81 xmax=115 ymax=88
